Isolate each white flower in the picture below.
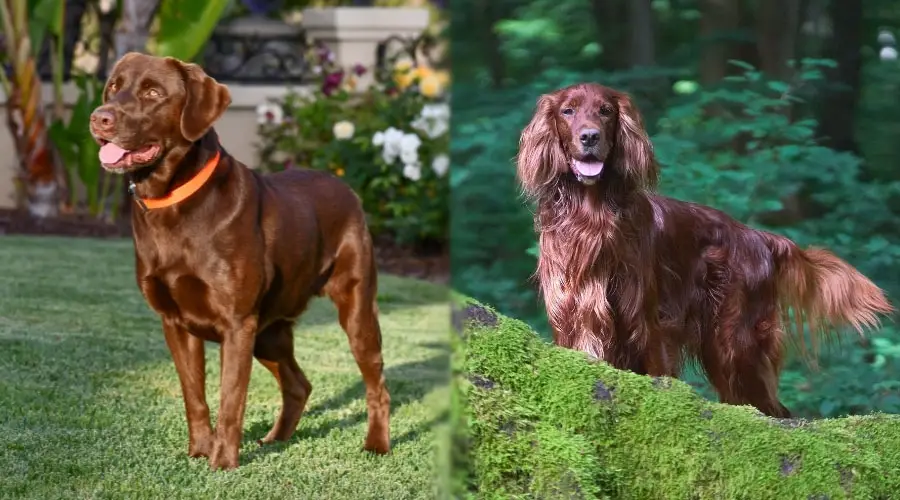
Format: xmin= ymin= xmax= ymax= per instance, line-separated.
xmin=312 ymin=65 xmax=323 ymax=75
xmin=99 ymin=0 xmax=115 ymax=13
xmin=384 ymin=127 xmax=405 ymax=145
xmin=878 ymin=30 xmax=896 ymax=46
xmin=881 ymin=46 xmax=898 ymax=61
xmin=411 ymin=103 xmax=450 ymax=139
xmin=431 ymin=154 xmax=449 ymax=177
xmin=269 ymin=150 xmax=290 ymax=164
xmin=333 ymin=120 xmax=355 ymax=140
xmin=400 ymin=148 xmax=418 ymax=165
xmin=421 ymin=103 xmax=450 ymax=119
xmin=256 ymin=102 xmax=284 ymax=125
xmin=378 ymin=127 xmax=406 ymax=164
xmin=402 ymin=163 xmax=422 ymax=181
xmin=399 ymin=133 xmax=422 ymax=153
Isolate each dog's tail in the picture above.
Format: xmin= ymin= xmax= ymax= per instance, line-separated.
xmin=762 ymin=232 xmax=894 ymax=364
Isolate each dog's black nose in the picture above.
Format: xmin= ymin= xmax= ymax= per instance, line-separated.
xmin=579 ymin=128 xmax=600 ymax=147
xmin=90 ymin=109 xmax=116 ymax=132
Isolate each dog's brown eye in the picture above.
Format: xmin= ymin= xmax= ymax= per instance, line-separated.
xmin=562 ymin=108 xmax=575 ymax=116
xmin=145 ymin=89 xmax=161 ymax=98
xmin=600 ymin=104 xmax=614 ymax=116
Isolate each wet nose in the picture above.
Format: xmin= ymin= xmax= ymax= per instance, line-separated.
xmin=579 ymin=128 xmax=600 ymax=148
xmin=90 ymin=109 xmax=115 ymax=132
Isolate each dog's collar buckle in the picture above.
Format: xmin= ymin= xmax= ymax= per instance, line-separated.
xmin=128 ymin=180 xmax=149 ymax=213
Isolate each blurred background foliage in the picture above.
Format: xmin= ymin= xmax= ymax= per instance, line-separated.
xmin=450 ymin=0 xmax=900 ymax=418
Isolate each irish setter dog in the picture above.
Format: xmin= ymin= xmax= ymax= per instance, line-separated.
xmin=517 ymin=83 xmax=893 ymax=417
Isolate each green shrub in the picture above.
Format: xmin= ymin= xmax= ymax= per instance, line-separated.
xmin=256 ymin=45 xmax=450 ymax=245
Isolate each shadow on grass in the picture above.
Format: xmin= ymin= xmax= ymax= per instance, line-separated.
xmin=241 ymin=344 xmax=450 ymax=464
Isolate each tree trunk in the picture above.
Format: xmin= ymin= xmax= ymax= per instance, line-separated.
xmin=815 ymin=0 xmax=862 ymax=155
xmin=699 ymin=0 xmax=740 ymax=85
xmin=756 ymin=0 xmax=801 ymax=80
xmin=591 ymin=0 xmax=628 ymax=70
xmin=474 ymin=0 xmax=505 ymax=88
xmin=628 ymin=0 xmax=655 ymax=68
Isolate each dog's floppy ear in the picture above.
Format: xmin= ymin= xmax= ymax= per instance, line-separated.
xmin=614 ymin=93 xmax=658 ymax=189
xmin=170 ymin=58 xmax=232 ymax=142
xmin=517 ymin=93 xmax=567 ymax=200
xmin=102 ymin=52 xmax=142 ymax=104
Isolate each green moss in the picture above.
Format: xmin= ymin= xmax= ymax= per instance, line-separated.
xmin=450 ymin=294 xmax=900 ymax=500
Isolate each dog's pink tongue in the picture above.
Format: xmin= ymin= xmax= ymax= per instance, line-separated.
xmin=572 ymin=159 xmax=604 ymax=177
xmin=99 ymin=143 xmax=129 ymax=164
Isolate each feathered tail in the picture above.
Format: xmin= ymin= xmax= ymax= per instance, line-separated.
xmin=762 ymin=232 xmax=894 ymax=364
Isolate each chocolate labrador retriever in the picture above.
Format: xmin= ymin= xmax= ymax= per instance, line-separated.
xmin=89 ymin=52 xmax=390 ymax=470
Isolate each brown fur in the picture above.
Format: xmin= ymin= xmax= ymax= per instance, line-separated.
xmin=517 ymin=83 xmax=894 ymax=417
xmin=89 ymin=53 xmax=390 ymax=470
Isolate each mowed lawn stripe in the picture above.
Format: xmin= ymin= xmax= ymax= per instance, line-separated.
xmin=0 ymin=236 xmax=449 ymax=500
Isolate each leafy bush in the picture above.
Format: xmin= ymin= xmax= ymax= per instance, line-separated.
xmin=256 ymin=44 xmax=450 ymax=246
xmin=48 ymin=72 xmax=124 ymax=219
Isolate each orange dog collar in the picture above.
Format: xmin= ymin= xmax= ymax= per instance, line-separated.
xmin=129 ymin=150 xmax=221 ymax=211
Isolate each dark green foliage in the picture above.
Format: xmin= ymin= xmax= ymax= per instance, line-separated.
xmin=451 ymin=296 xmax=900 ymax=499
xmin=450 ymin=0 xmax=900 ymax=420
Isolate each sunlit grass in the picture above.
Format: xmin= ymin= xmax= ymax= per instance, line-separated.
xmin=0 ymin=236 xmax=449 ymax=499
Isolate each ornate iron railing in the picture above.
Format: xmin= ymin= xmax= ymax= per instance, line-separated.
xmin=198 ymin=16 xmax=309 ymax=84
xmin=374 ymin=31 xmax=442 ymax=84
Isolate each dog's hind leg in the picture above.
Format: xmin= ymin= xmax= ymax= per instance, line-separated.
xmin=701 ymin=299 xmax=791 ymax=418
xmin=325 ymin=232 xmax=391 ymax=455
xmin=253 ymin=320 xmax=313 ymax=443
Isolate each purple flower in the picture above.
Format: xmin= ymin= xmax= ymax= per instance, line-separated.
xmin=241 ymin=0 xmax=281 ymax=16
xmin=315 ymin=42 xmax=335 ymax=64
xmin=352 ymin=63 xmax=367 ymax=76
xmin=322 ymin=71 xmax=344 ymax=96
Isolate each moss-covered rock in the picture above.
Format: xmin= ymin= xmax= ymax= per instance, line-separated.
xmin=450 ymin=295 xmax=900 ymax=500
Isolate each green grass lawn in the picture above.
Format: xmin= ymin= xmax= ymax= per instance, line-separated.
xmin=0 ymin=236 xmax=450 ymax=500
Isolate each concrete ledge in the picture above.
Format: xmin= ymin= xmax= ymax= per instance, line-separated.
xmin=302 ymin=7 xmax=430 ymax=32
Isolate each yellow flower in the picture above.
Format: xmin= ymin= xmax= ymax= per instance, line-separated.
xmin=419 ymin=73 xmax=444 ymax=98
xmin=335 ymin=167 xmax=345 ymax=177
xmin=415 ymin=65 xmax=434 ymax=80
xmin=394 ymin=69 xmax=415 ymax=91
xmin=393 ymin=57 xmax=414 ymax=73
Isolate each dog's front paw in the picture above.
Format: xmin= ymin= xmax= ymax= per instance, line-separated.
xmin=208 ymin=438 xmax=240 ymax=471
xmin=188 ymin=434 xmax=215 ymax=458
xmin=363 ymin=433 xmax=391 ymax=455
